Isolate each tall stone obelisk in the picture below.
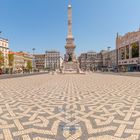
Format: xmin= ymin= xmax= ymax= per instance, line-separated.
xmin=62 ymin=3 xmax=80 ymax=73
xmin=64 ymin=4 xmax=76 ymax=62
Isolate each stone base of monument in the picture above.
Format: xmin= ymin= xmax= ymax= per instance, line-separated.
xmin=62 ymin=61 xmax=80 ymax=74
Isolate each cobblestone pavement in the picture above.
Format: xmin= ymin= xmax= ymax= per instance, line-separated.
xmin=0 ymin=73 xmax=140 ymax=140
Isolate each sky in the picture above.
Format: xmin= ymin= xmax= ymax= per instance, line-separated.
xmin=0 ymin=0 xmax=140 ymax=56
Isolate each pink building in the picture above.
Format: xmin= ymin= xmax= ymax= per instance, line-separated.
xmin=116 ymin=28 xmax=140 ymax=72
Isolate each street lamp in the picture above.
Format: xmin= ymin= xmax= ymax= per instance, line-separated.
xmin=32 ymin=48 xmax=35 ymax=55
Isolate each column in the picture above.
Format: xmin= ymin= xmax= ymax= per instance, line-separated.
xmin=68 ymin=5 xmax=73 ymax=37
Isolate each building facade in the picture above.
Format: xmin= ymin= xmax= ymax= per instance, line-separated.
xmin=45 ymin=51 xmax=60 ymax=70
xmin=34 ymin=54 xmax=45 ymax=70
xmin=78 ymin=53 xmax=87 ymax=71
xmin=79 ymin=51 xmax=100 ymax=71
xmin=116 ymin=29 xmax=140 ymax=72
xmin=9 ymin=51 xmax=33 ymax=73
xmin=109 ymin=49 xmax=117 ymax=70
xmin=86 ymin=51 xmax=97 ymax=71
xmin=23 ymin=52 xmax=33 ymax=71
xmin=79 ymin=49 xmax=117 ymax=72
xmin=12 ymin=52 xmax=24 ymax=73
xmin=0 ymin=37 xmax=9 ymax=72
xmin=101 ymin=49 xmax=117 ymax=71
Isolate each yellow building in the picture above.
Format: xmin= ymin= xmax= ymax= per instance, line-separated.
xmin=11 ymin=52 xmax=25 ymax=73
xmin=9 ymin=51 xmax=33 ymax=73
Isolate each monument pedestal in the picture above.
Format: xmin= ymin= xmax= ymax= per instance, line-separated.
xmin=62 ymin=61 xmax=80 ymax=74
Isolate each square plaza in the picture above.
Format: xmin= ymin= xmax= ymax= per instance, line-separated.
xmin=0 ymin=73 xmax=140 ymax=140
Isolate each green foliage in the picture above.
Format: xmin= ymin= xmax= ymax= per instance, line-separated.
xmin=8 ymin=53 xmax=14 ymax=67
xmin=8 ymin=53 xmax=14 ymax=74
xmin=0 ymin=51 xmax=4 ymax=68
xmin=26 ymin=61 xmax=32 ymax=70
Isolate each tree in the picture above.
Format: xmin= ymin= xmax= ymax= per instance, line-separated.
xmin=0 ymin=51 xmax=4 ymax=69
xmin=8 ymin=53 xmax=14 ymax=74
xmin=26 ymin=61 xmax=32 ymax=72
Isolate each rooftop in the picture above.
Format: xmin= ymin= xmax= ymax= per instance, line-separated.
xmin=0 ymin=37 xmax=8 ymax=41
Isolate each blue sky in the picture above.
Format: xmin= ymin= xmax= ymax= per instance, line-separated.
xmin=0 ymin=0 xmax=140 ymax=56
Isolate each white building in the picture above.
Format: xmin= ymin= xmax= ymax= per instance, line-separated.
xmin=0 ymin=37 xmax=9 ymax=72
xmin=101 ymin=49 xmax=117 ymax=71
xmin=79 ymin=51 xmax=99 ymax=71
xmin=45 ymin=51 xmax=60 ymax=70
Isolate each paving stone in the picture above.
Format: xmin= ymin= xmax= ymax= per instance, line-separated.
xmin=0 ymin=73 xmax=140 ymax=140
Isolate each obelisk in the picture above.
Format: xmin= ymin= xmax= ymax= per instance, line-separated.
xmin=62 ymin=3 xmax=80 ymax=74
xmin=65 ymin=4 xmax=76 ymax=62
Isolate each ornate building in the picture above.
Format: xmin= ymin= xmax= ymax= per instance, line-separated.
xmin=0 ymin=37 xmax=9 ymax=72
xmin=79 ymin=51 xmax=103 ymax=71
xmin=9 ymin=51 xmax=33 ymax=73
xmin=34 ymin=54 xmax=45 ymax=70
xmin=45 ymin=51 xmax=60 ymax=70
xmin=116 ymin=29 xmax=140 ymax=72
xmin=78 ymin=49 xmax=117 ymax=72
xmin=102 ymin=50 xmax=117 ymax=71
xmin=34 ymin=51 xmax=60 ymax=71
xmin=78 ymin=53 xmax=87 ymax=71
xmin=12 ymin=52 xmax=25 ymax=73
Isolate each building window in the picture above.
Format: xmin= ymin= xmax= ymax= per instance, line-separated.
xmin=126 ymin=45 xmax=129 ymax=59
xmin=131 ymin=42 xmax=139 ymax=58
xmin=121 ymin=48 xmax=125 ymax=60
